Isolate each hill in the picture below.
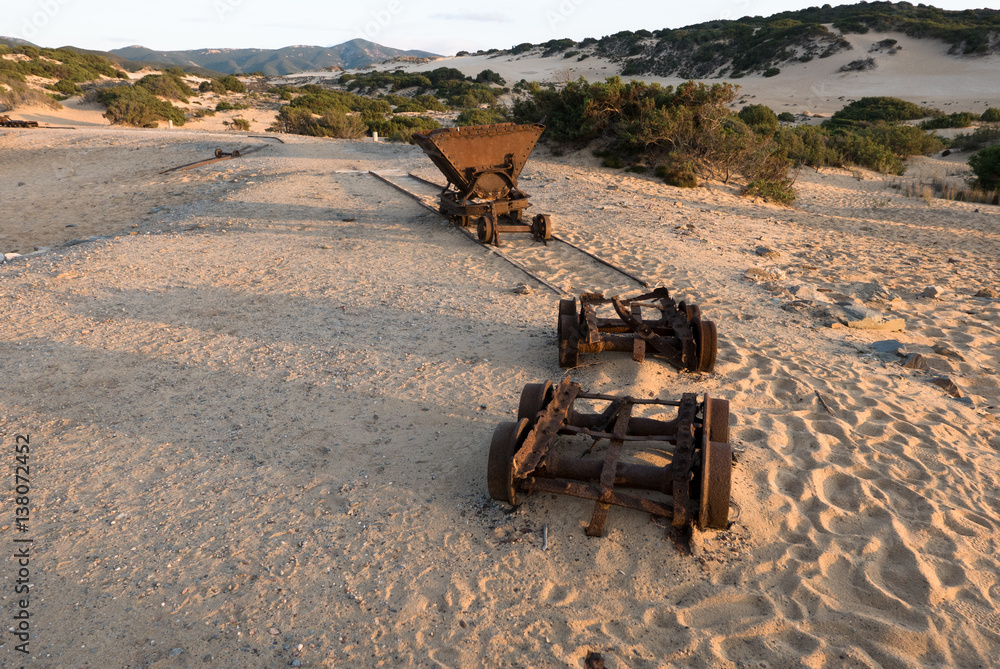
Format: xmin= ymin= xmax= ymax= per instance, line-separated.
xmin=456 ymin=2 xmax=1000 ymax=80
xmin=109 ymin=39 xmax=441 ymax=76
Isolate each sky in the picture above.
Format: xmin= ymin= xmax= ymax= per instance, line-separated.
xmin=4 ymin=0 xmax=999 ymax=55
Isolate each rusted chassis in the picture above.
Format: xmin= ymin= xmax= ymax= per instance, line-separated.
xmin=558 ymin=287 xmax=718 ymax=373
xmin=487 ymin=378 xmax=733 ymax=537
xmin=412 ymin=123 xmax=552 ymax=245
xmin=0 ymin=116 xmax=39 ymax=128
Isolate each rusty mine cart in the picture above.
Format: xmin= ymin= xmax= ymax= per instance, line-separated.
xmin=558 ymin=288 xmax=718 ymax=372
xmin=412 ymin=122 xmax=552 ymax=245
xmin=488 ymin=378 xmax=733 ymax=538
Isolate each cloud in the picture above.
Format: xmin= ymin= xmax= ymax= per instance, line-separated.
xmin=429 ymin=12 xmax=509 ymax=23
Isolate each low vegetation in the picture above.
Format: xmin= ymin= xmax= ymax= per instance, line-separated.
xmin=511 ymin=81 xmax=947 ymax=203
xmin=338 ymin=68 xmax=503 ymax=109
xmin=96 ymin=85 xmax=186 ymax=127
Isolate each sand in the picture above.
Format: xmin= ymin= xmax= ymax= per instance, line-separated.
xmin=1 ymin=120 xmax=999 ymax=668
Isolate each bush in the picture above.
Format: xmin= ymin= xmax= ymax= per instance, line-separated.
xmin=228 ymin=117 xmax=250 ymax=131
xmin=762 ymin=67 xmax=780 ymax=77
xmin=951 ymin=126 xmax=1000 ymax=151
xmin=474 ymin=69 xmax=505 ymax=85
xmin=97 ymin=84 xmax=186 ymax=127
xmin=218 ymin=75 xmax=245 ymax=93
xmin=135 ymin=73 xmax=193 ymax=103
xmin=50 ymin=79 xmax=81 ymax=95
xmin=655 ymin=163 xmax=697 ymax=187
xmin=969 ymin=146 xmax=1000 ymax=190
xmin=739 ymin=104 xmax=779 ymax=133
xmin=743 ymin=178 xmax=796 ymax=203
xmin=981 ymin=107 xmax=1000 ymax=123
xmin=831 ymin=96 xmax=937 ymax=123
xmin=365 ymin=115 xmax=441 ymax=143
xmin=455 ymin=107 xmax=510 ymax=126
xmin=321 ymin=111 xmax=367 ymax=139
xmin=778 ymin=111 xmax=796 ymax=123
xmin=216 ymin=101 xmax=249 ymax=111
xmin=920 ymin=111 xmax=977 ymax=129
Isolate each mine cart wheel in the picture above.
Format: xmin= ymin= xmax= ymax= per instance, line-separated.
xmin=487 ymin=419 xmax=530 ymax=506
xmin=215 ymin=148 xmax=224 ymax=158
xmin=518 ymin=381 xmax=554 ymax=424
xmin=698 ymin=439 xmax=733 ymax=530
xmin=708 ymin=398 xmax=730 ymax=444
xmin=559 ymin=315 xmax=580 ymax=368
xmin=678 ymin=301 xmax=700 ymax=322
xmin=477 ymin=213 xmax=496 ymax=244
xmin=692 ymin=319 xmax=718 ymax=373
xmin=532 ymin=214 xmax=553 ymax=241
xmin=232 ymin=149 xmax=241 ymax=158
xmin=558 ymin=298 xmax=578 ymax=319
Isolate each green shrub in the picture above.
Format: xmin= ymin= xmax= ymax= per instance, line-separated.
xmin=739 ymin=104 xmax=779 ymax=133
xmin=216 ymin=101 xmax=249 ymax=111
xmin=136 ymin=73 xmax=193 ymax=102
xmin=655 ymin=163 xmax=697 ymax=187
xmin=743 ymin=178 xmax=796 ymax=203
xmin=415 ymin=94 xmax=447 ymax=112
xmin=474 ymin=69 xmax=505 ymax=85
xmin=455 ymin=107 xmax=510 ymax=126
xmin=763 ymin=67 xmax=780 ymax=77
xmin=778 ymin=112 xmax=796 ymax=123
xmin=920 ymin=111 xmax=977 ymax=129
xmin=321 ymin=111 xmax=367 ymax=139
xmin=981 ymin=107 xmax=1000 ymax=123
xmin=602 ymin=155 xmax=623 ymax=168
xmin=50 ymin=79 xmax=81 ymax=95
xmin=97 ymin=84 xmax=186 ymax=127
xmin=969 ymin=146 xmax=1000 ymax=190
xmin=951 ymin=126 xmax=1000 ymax=151
xmin=218 ymin=75 xmax=245 ymax=93
xmin=199 ymin=79 xmax=225 ymax=94
xmin=365 ymin=115 xmax=442 ymax=143
xmin=831 ymin=96 xmax=937 ymax=123
xmin=229 ymin=117 xmax=250 ymax=131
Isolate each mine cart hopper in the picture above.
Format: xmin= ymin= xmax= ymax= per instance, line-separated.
xmin=488 ymin=378 xmax=733 ymax=537
xmin=412 ymin=123 xmax=551 ymax=245
xmin=558 ymin=287 xmax=718 ymax=373
xmin=0 ymin=115 xmax=39 ymax=128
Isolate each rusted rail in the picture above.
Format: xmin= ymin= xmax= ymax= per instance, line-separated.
xmin=369 ymin=171 xmax=648 ymax=296
xmin=159 ymin=144 xmax=269 ymax=174
xmin=488 ymin=378 xmax=734 ymax=540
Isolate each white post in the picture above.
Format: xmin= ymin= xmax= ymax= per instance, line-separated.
xmin=372 ymin=131 xmax=378 ymax=143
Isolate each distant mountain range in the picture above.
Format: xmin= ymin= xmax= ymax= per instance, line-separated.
xmin=109 ymin=40 xmax=440 ymax=76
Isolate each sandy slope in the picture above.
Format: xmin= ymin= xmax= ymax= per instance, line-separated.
xmin=286 ymin=30 xmax=999 ymax=117
xmin=1 ymin=127 xmax=999 ymax=668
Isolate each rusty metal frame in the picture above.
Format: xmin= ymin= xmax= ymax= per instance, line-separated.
xmin=558 ymin=287 xmax=718 ymax=372
xmin=488 ymin=378 xmax=734 ymax=540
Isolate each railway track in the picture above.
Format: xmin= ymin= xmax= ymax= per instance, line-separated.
xmin=369 ymin=171 xmax=650 ymax=297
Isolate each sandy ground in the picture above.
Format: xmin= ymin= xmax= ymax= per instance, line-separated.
xmin=1 ymin=125 xmax=1000 ymax=668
